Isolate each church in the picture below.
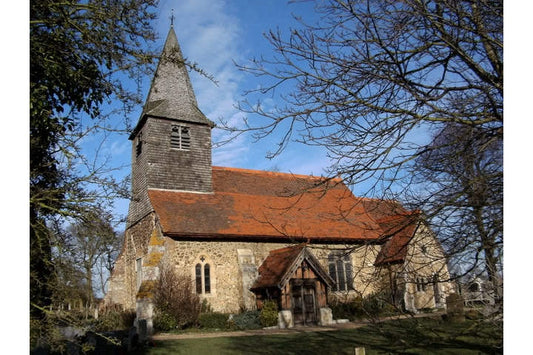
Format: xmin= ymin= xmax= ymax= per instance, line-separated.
xmin=103 ymin=26 xmax=454 ymax=330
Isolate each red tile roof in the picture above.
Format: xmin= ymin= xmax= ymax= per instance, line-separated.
xmin=147 ymin=167 xmax=420 ymax=252
xmin=373 ymin=211 xmax=421 ymax=266
xmin=149 ymin=167 xmax=384 ymax=241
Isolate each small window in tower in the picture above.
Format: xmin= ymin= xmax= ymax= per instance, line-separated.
xmin=136 ymin=132 xmax=143 ymax=157
xmin=170 ymin=125 xmax=191 ymax=150
xmin=181 ymin=127 xmax=191 ymax=149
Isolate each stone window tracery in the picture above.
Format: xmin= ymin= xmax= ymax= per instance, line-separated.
xmin=328 ymin=252 xmax=354 ymax=292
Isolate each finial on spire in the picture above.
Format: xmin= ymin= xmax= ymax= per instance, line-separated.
xmin=170 ymin=9 xmax=175 ymax=27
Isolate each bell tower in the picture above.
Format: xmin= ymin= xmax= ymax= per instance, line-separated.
xmin=127 ymin=25 xmax=214 ymax=226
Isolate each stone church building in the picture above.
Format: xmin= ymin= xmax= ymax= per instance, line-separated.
xmin=104 ymin=26 xmax=454 ymax=329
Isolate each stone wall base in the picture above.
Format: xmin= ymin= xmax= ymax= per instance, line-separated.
xmin=135 ymin=298 xmax=154 ymax=340
xmin=278 ymin=310 xmax=294 ymax=329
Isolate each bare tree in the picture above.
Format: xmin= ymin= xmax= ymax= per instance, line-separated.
xmin=413 ymin=123 xmax=502 ymax=304
xmin=66 ymin=209 xmax=120 ymax=304
xmin=230 ymin=0 xmax=502 ymax=307
xmin=49 ymin=208 xmax=121 ymax=309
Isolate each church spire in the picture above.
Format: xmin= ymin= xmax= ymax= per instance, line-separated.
xmin=131 ymin=26 xmax=213 ymax=139
xmin=127 ymin=24 xmax=214 ymax=224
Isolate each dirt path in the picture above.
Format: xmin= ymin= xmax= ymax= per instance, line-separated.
xmin=152 ymin=312 xmax=444 ymax=341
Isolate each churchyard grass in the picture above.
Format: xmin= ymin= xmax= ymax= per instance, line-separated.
xmin=140 ymin=317 xmax=502 ymax=354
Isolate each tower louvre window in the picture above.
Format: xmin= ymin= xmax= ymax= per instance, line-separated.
xmin=170 ymin=125 xmax=191 ymax=150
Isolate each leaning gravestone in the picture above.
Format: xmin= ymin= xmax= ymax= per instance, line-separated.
xmin=445 ymin=293 xmax=465 ymax=322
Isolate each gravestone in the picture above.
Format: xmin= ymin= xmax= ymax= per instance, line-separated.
xmin=319 ymin=307 xmax=334 ymax=326
xmin=445 ymin=293 xmax=465 ymax=322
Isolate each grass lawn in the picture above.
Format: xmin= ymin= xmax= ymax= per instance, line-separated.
xmin=141 ymin=317 xmax=503 ymax=354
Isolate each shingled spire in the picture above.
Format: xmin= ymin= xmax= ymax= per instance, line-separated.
xmin=127 ymin=25 xmax=214 ymax=226
xmin=131 ymin=26 xmax=213 ymax=138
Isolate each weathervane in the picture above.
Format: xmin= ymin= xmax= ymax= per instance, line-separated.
xmin=170 ymin=9 xmax=175 ymax=27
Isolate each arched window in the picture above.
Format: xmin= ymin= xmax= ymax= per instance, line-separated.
xmin=195 ymin=257 xmax=211 ymax=295
xmin=195 ymin=263 xmax=202 ymax=294
xmin=136 ymin=258 xmax=143 ymax=290
xmin=416 ymin=277 xmax=427 ymax=292
xmin=468 ymin=282 xmax=480 ymax=293
xmin=204 ymin=264 xmax=211 ymax=293
xmin=328 ymin=252 xmax=354 ymax=292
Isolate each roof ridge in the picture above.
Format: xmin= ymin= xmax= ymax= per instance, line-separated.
xmin=357 ymin=196 xmax=401 ymax=203
xmin=375 ymin=210 xmax=421 ymax=224
xmin=212 ymin=165 xmax=342 ymax=182
xmin=269 ymin=244 xmax=306 ymax=254
xmin=149 ymin=188 xmax=325 ymax=199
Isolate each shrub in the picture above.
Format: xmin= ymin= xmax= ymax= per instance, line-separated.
xmin=94 ymin=310 xmax=136 ymax=332
xmin=231 ymin=310 xmax=262 ymax=330
xmin=259 ymin=300 xmax=279 ymax=327
xmin=198 ymin=312 xmax=230 ymax=329
xmin=361 ymin=293 xmax=397 ymax=317
xmin=153 ymin=310 xmax=179 ymax=331
xmin=330 ymin=294 xmax=398 ymax=321
xmin=330 ymin=297 xmax=364 ymax=321
xmin=153 ymin=263 xmax=201 ymax=330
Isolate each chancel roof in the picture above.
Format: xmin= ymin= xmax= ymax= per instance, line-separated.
xmin=371 ymin=207 xmax=421 ymax=266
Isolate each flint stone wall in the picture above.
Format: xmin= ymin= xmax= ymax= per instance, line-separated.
xmin=162 ymin=237 xmax=383 ymax=313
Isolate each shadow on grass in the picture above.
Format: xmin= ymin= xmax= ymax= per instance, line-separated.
xmin=144 ymin=318 xmax=502 ymax=355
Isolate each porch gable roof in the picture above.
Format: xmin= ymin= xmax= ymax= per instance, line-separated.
xmin=251 ymin=244 xmax=334 ymax=291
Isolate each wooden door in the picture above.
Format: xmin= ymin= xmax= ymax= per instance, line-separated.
xmin=303 ymin=286 xmax=317 ymax=324
xmin=291 ymin=282 xmax=317 ymax=325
